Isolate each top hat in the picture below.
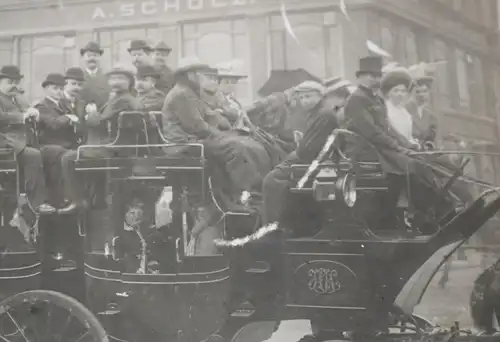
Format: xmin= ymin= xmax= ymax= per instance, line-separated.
xmin=152 ymin=41 xmax=172 ymax=52
xmin=80 ymin=41 xmax=104 ymax=57
xmin=65 ymin=67 xmax=85 ymax=82
xmin=128 ymin=40 xmax=152 ymax=53
xmin=174 ymin=56 xmax=216 ymax=76
xmin=42 ymin=73 xmax=65 ymax=88
xmin=0 ymin=65 xmax=23 ymax=80
xmin=356 ymin=56 xmax=383 ymax=77
xmin=136 ymin=64 xmax=160 ymax=79
xmin=380 ymin=67 xmax=413 ymax=95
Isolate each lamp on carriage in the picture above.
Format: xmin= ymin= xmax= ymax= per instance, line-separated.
xmin=312 ymin=168 xmax=356 ymax=207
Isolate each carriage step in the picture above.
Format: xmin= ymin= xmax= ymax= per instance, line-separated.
xmin=244 ymin=261 xmax=270 ymax=274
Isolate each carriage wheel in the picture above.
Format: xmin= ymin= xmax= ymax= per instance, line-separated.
xmin=0 ymin=290 xmax=108 ymax=342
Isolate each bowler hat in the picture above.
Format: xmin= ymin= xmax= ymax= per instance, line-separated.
xmin=136 ymin=65 xmax=160 ymax=79
xmin=0 ymin=65 xmax=23 ymax=80
xmin=152 ymin=41 xmax=172 ymax=52
xmin=356 ymin=56 xmax=383 ymax=77
xmin=128 ymin=40 xmax=152 ymax=53
xmin=42 ymin=73 xmax=65 ymax=88
xmin=174 ymin=56 xmax=216 ymax=76
xmin=80 ymin=41 xmax=104 ymax=57
xmin=380 ymin=67 xmax=413 ymax=95
xmin=65 ymin=67 xmax=85 ymax=82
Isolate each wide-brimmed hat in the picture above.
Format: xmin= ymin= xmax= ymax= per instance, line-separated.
xmin=409 ymin=63 xmax=435 ymax=88
xmin=128 ymin=40 xmax=152 ymax=53
xmin=206 ymin=60 xmax=247 ymax=79
xmin=174 ymin=56 xmax=216 ymax=76
xmin=80 ymin=41 xmax=103 ymax=57
xmin=380 ymin=67 xmax=413 ymax=94
xmin=356 ymin=56 xmax=383 ymax=77
xmin=152 ymin=41 xmax=172 ymax=53
xmin=136 ymin=65 xmax=160 ymax=79
xmin=42 ymin=73 xmax=65 ymax=88
xmin=106 ymin=62 xmax=136 ymax=85
xmin=293 ymin=81 xmax=325 ymax=95
xmin=324 ymin=78 xmax=353 ymax=96
xmin=65 ymin=67 xmax=85 ymax=82
xmin=0 ymin=65 xmax=23 ymax=80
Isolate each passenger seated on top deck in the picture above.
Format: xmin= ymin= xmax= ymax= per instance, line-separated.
xmin=0 ymin=65 xmax=56 ymax=214
xmin=35 ymin=71 xmax=84 ymax=206
xmin=59 ymin=63 xmax=139 ymax=214
xmin=345 ymin=56 xmax=450 ymax=231
xmin=135 ymin=64 xmax=167 ymax=145
xmin=261 ymin=79 xmax=352 ymax=226
xmin=162 ymin=56 xmax=275 ymax=197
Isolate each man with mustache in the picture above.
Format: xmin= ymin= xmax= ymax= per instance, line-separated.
xmin=0 ymin=65 xmax=55 ymax=214
xmin=79 ymin=41 xmax=111 ymax=111
xmin=60 ymin=63 xmax=138 ymax=214
xmin=151 ymin=41 xmax=175 ymax=95
xmin=129 ymin=40 xmax=153 ymax=68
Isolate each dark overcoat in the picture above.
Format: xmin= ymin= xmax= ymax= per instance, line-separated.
xmin=36 ymin=97 xmax=78 ymax=148
xmin=344 ymin=86 xmax=415 ymax=176
xmin=407 ymin=102 xmax=437 ymax=144
xmin=80 ymin=69 xmax=111 ymax=110
xmin=0 ymin=92 xmax=29 ymax=153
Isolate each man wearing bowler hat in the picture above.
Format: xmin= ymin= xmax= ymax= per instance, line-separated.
xmin=0 ymin=65 xmax=55 ymax=213
xmin=59 ymin=62 xmax=138 ymax=214
xmin=79 ymin=41 xmax=111 ymax=111
xmin=151 ymin=41 xmax=175 ymax=95
xmin=128 ymin=39 xmax=153 ymax=68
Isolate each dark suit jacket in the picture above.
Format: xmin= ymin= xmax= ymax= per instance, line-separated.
xmin=155 ymin=65 xmax=175 ymax=95
xmin=345 ymin=86 xmax=414 ymax=175
xmin=35 ymin=97 xmax=78 ymax=148
xmin=80 ymin=69 xmax=111 ymax=110
xmin=0 ymin=92 xmax=29 ymax=153
xmin=407 ymin=102 xmax=437 ymax=144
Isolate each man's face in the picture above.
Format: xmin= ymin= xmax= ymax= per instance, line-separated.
xmin=218 ymin=77 xmax=238 ymax=95
xmin=135 ymin=76 xmax=155 ymax=94
xmin=296 ymin=91 xmax=322 ymax=111
xmin=359 ymin=73 xmax=381 ymax=90
xmin=45 ymin=84 xmax=63 ymax=99
xmin=130 ymin=49 xmax=151 ymax=67
xmin=323 ymin=92 xmax=346 ymax=109
xmin=152 ymin=50 xmax=170 ymax=67
xmin=83 ymin=51 xmax=101 ymax=70
xmin=108 ymin=74 xmax=130 ymax=92
xmin=415 ymin=84 xmax=431 ymax=106
xmin=64 ymin=79 xmax=83 ymax=97
xmin=0 ymin=78 xmax=20 ymax=95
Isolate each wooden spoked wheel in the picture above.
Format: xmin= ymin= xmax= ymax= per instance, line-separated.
xmin=0 ymin=290 xmax=108 ymax=342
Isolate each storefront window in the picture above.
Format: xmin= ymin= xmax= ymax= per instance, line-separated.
xmin=269 ymin=11 xmax=339 ymax=79
xmin=467 ymin=56 xmax=487 ymax=116
xmin=0 ymin=38 xmax=13 ymax=67
xmin=380 ymin=18 xmax=394 ymax=56
xmin=431 ymin=40 xmax=452 ymax=109
xmin=18 ymin=34 xmax=76 ymax=101
xmin=400 ymin=28 xmax=417 ymax=66
xmin=455 ymin=49 xmax=470 ymax=112
xmin=181 ymin=19 xmax=250 ymax=104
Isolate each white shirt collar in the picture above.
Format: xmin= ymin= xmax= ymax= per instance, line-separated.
xmin=86 ymin=68 xmax=98 ymax=76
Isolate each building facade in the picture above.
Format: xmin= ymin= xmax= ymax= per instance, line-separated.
xmin=0 ymin=0 xmax=498 ymax=182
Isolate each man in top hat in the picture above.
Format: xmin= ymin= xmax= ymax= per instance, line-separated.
xmin=79 ymin=41 xmax=111 ymax=111
xmin=0 ymin=65 xmax=55 ymax=213
xmin=408 ymin=64 xmax=437 ymax=148
xmin=151 ymin=41 xmax=175 ymax=95
xmin=60 ymin=63 xmax=138 ymax=214
xmin=129 ymin=40 xmax=153 ymax=68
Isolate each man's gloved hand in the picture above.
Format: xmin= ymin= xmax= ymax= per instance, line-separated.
xmin=65 ymin=114 xmax=79 ymax=124
xmin=85 ymin=103 xmax=97 ymax=114
xmin=23 ymin=107 xmax=40 ymax=121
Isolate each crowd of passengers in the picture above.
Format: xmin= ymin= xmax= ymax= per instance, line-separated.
xmin=0 ymin=38 xmax=470 ymax=248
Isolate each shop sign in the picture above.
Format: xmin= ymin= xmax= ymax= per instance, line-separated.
xmin=92 ymin=0 xmax=257 ymax=20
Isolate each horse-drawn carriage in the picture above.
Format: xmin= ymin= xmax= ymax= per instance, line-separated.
xmin=0 ymin=112 xmax=499 ymax=342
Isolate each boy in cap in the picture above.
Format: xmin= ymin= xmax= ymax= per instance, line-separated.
xmin=151 ymin=41 xmax=175 ymax=95
xmin=79 ymin=41 xmax=111 ymax=111
xmin=59 ymin=63 xmax=138 ymax=214
xmin=135 ymin=64 xmax=165 ymax=112
xmin=0 ymin=65 xmax=55 ymax=213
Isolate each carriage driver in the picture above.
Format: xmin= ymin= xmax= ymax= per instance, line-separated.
xmin=0 ymin=65 xmax=56 ymax=213
xmin=261 ymin=79 xmax=352 ymax=226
